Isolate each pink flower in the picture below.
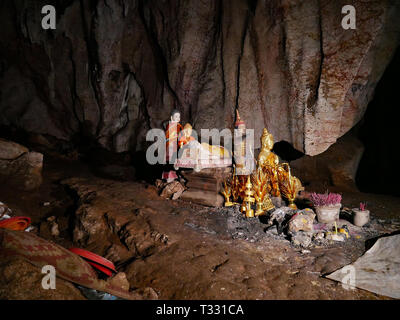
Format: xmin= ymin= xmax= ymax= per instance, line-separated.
xmin=359 ymin=202 xmax=367 ymax=211
xmin=309 ymin=192 xmax=342 ymax=206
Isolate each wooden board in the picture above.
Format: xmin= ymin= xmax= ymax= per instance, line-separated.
xmin=180 ymin=189 xmax=224 ymax=207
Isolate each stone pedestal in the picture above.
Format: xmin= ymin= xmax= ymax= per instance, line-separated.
xmin=180 ymin=167 xmax=232 ymax=207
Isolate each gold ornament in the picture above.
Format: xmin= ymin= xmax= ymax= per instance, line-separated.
xmin=277 ymin=163 xmax=303 ymax=210
xmin=251 ymin=167 xmax=273 ymax=216
xmin=221 ymin=180 xmax=234 ymax=207
xmin=242 ymin=176 xmax=255 ymax=218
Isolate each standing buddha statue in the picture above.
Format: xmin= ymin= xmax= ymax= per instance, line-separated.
xmin=162 ymin=109 xmax=183 ymax=182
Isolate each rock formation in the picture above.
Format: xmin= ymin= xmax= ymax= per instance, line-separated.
xmin=0 ymin=138 xmax=43 ymax=190
xmin=1 ymin=0 xmax=399 ymax=156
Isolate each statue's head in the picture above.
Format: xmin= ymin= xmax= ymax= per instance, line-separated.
xmin=170 ymin=109 xmax=181 ymax=123
xmin=183 ymin=123 xmax=192 ymax=137
xmin=261 ymin=128 xmax=274 ymax=150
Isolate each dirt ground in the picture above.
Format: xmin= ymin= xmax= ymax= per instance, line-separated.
xmin=0 ymin=155 xmax=399 ymax=300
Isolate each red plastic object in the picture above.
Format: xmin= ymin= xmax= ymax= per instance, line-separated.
xmin=0 ymin=216 xmax=31 ymax=231
xmin=68 ymin=247 xmax=117 ymax=276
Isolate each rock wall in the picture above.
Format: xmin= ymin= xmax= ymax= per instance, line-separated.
xmin=1 ymin=0 xmax=399 ymax=156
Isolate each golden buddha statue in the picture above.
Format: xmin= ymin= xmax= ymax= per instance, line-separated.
xmin=257 ymin=128 xmax=281 ymax=197
xmin=258 ymin=128 xmax=279 ymax=168
xmin=222 ymin=126 xmax=304 ymax=211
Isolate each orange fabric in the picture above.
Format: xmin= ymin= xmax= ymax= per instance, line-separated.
xmin=165 ymin=122 xmax=182 ymax=161
xmin=0 ymin=216 xmax=31 ymax=231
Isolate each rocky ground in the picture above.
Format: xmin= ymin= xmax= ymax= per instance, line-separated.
xmin=0 ymin=155 xmax=399 ymax=300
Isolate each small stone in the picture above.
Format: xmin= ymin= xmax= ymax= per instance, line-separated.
xmin=107 ymin=272 xmax=130 ymax=292
xmin=155 ymin=179 xmax=165 ymax=189
xmin=271 ymin=197 xmax=283 ymax=208
xmin=265 ymin=225 xmax=278 ymax=235
xmin=291 ymin=231 xmax=312 ymax=248
xmin=326 ymin=233 xmax=345 ymax=241
xmin=313 ymin=232 xmax=325 ymax=240
xmin=46 ymin=216 xmax=56 ymax=222
xmin=267 ymin=207 xmax=293 ymax=226
xmin=50 ymin=222 xmax=60 ymax=237
xmin=288 ymin=209 xmax=315 ymax=233
xmin=140 ymin=287 xmax=158 ymax=300
xmin=0 ymin=139 xmax=43 ymax=191
xmin=160 ymin=181 xmax=185 ymax=200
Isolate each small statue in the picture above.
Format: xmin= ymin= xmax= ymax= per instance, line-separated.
xmin=178 ymin=123 xmax=196 ymax=148
xmin=257 ymin=127 xmax=303 ymax=208
xmin=258 ymin=128 xmax=279 ymax=168
xmin=162 ymin=109 xmax=183 ymax=182
xmin=221 ymin=180 xmax=234 ymax=207
xmin=165 ymin=109 xmax=183 ymax=163
xmin=242 ymin=176 xmax=255 ymax=218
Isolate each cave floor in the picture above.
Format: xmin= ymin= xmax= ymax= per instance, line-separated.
xmin=1 ymin=155 xmax=399 ymax=300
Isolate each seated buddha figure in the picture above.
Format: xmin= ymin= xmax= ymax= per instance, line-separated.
xmin=178 ymin=123 xmax=196 ymax=148
xmin=257 ymin=128 xmax=281 ymax=197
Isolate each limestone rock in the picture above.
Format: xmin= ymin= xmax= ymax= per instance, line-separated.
xmin=107 ymin=272 xmax=130 ymax=292
xmin=0 ymin=202 xmax=12 ymax=217
xmin=313 ymin=232 xmax=325 ymax=241
xmin=62 ymin=177 xmax=168 ymax=265
xmin=288 ymin=209 xmax=316 ymax=233
xmin=138 ymin=287 xmax=159 ymax=300
xmin=291 ymin=132 xmax=364 ymax=191
xmin=271 ymin=197 xmax=284 ymax=208
xmin=0 ymin=139 xmax=28 ymax=160
xmin=1 ymin=1 xmax=399 ymax=156
xmin=159 ymin=181 xmax=185 ymax=200
xmin=267 ymin=207 xmax=294 ymax=231
xmin=0 ymin=256 xmax=85 ymax=300
xmin=0 ymin=139 xmax=43 ymax=190
xmin=291 ymin=231 xmax=313 ymax=248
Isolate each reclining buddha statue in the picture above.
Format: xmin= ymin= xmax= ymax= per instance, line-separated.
xmin=175 ymin=123 xmax=231 ymax=172
xmin=163 ymin=108 xmax=231 ymax=173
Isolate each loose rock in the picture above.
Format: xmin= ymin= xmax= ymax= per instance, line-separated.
xmin=160 ymin=181 xmax=186 ymax=200
xmin=291 ymin=231 xmax=313 ymax=248
xmin=0 ymin=139 xmax=43 ymax=190
xmin=288 ymin=209 xmax=315 ymax=233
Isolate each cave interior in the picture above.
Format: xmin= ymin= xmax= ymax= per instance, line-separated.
xmin=0 ymin=0 xmax=400 ymax=301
